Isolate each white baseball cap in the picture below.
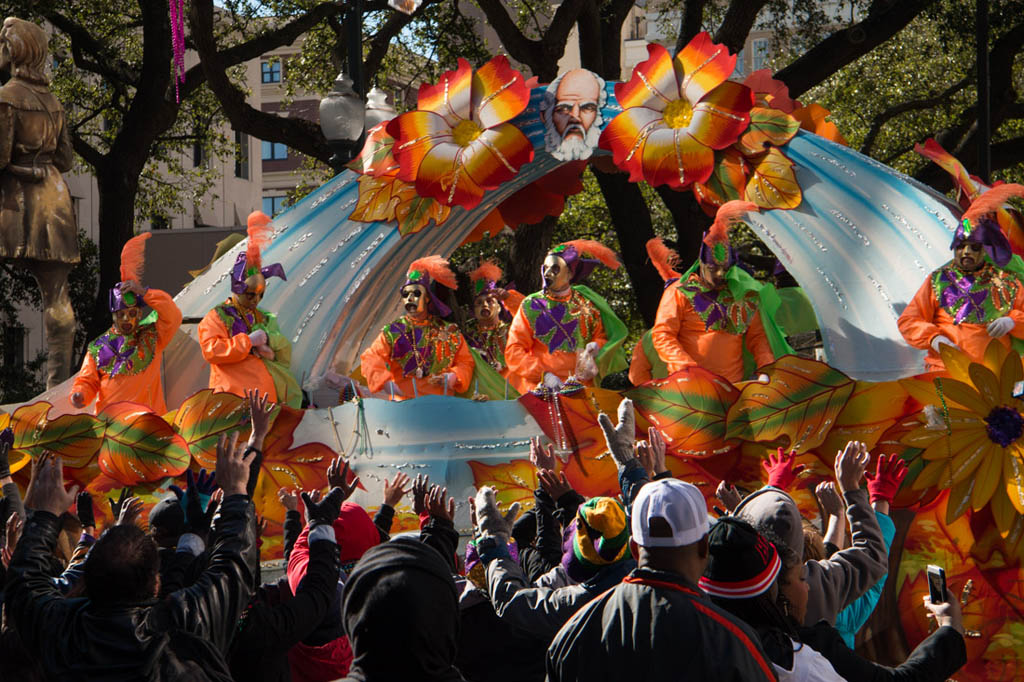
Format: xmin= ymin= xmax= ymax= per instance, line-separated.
xmin=630 ymin=479 xmax=710 ymax=548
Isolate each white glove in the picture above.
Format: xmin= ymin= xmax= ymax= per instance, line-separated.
xmin=987 ymin=316 xmax=1015 ymax=339
xmin=597 ymin=398 xmax=636 ymax=468
xmin=248 ymin=329 xmax=268 ymax=346
xmin=542 ymin=372 xmax=563 ymax=389
xmin=255 ymin=344 xmax=275 ymax=360
xmin=574 ymin=341 xmax=600 ymax=382
xmin=474 ymin=486 xmax=519 ymax=541
xmin=930 ymin=335 xmax=957 ymax=353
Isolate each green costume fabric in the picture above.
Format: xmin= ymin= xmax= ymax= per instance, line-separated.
xmin=575 ymin=284 xmax=629 ymax=381
xmin=214 ymin=305 xmax=302 ymax=408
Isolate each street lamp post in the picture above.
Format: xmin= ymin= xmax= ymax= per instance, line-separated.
xmin=318 ymin=0 xmax=421 ymax=172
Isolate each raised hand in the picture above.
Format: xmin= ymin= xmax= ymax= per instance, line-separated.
xmin=302 ymin=489 xmax=322 ymax=526
xmin=762 ymin=447 xmax=804 ymax=491
xmin=412 ymin=474 xmax=430 ymax=515
xmin=326 ymin=455 xmax=359 ymax=501
xmin=538 ymin=469 xmax=573 ymax=501
xmin=473 ymin=486 xmax=519 ymax=541
xmin=427 ymin=484 xmax=456 ymax=522
xmin=597 ymin=398 xmax=636 ymax=467
xmin=76 ymin=491 xmax=96 ymax=532
xmin=835 ymin=441 xmax=870 ymax=495
xmin=108 ymin=487 xmax=133 ymax=521
xmin=865 ymin=453 xmax=909 ymax=508
xmin=245 ymin=388 xmax=275 ymax=449
xmin=715 ymin=481 xmax=742 ymax=512
xmin=301 ymin=486 xmax=346 ymax=527
xmin=382 ymin=472 xmax=411 ymax=508
xmin=215 ymin=432 xmax=258 ymax=497
xmin=815 ymin=481 xmax=844 ymax=518
xmin=530 ymin=436 xmax=556 ymax=472
xmin=278 ymin=487 xmax=299 ymax=513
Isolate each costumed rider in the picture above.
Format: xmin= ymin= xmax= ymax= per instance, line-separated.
xmin=898 ymin=184 xmax=1024 ymax=372
xmin=360 ymin=256 xmax=475 ymax=400
xmin=647 ymin=200 xmax=791 ymax=384
xmin=198 ymin=211 xmax=301 ymax=407
xmin=505 ymin=240 xmax=628 ymax=394
xmin=71 ymin=233 xmax=182 ymax=414
xmin=462 ymin=260 xmax=524 ymax=377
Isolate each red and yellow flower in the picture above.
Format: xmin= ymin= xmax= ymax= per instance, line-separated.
xmin=599 ymin=33 xmax=753 ymax=189
xmin=387 ymin=55 xmax=533 ymax=210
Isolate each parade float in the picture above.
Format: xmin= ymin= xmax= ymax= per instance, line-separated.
xmin=3 ymin=32 xmax=1022 ymax=678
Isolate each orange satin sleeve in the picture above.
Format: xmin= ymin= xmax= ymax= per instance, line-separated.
xmin=359 ymin=331 xmax=396 ymax=394
xmin=144 ymin=289 xmax=183 ymax=352
xmin=71 ymin=352 xmax=100 ymax=406
xmin=450 ymin=335 xmax=474 ymax=393
xmin=628 ymin=342 xmax=653 ymax=386
xmin=651 ymin=287 xmax=696 ymax=373
xmin=897 ymin=278 xmax=942 ymax=351
xmin=744 ymin=312 xmax=775 ymax=370
xmin=198 ymin=310 xmax=253 ymax=364
xmin=1008 ymin=280 xmax=1024 ymax=339
xmin=198 ymin=309 xmax=276 ymax=401
xmin=505 ymin=307 xmax=545 ymax=387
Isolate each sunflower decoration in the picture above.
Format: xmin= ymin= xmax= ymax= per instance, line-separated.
xmin=900 ymin=340 xmax=1024 ymax=533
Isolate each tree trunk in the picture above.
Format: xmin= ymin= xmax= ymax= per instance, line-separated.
xmin=592 ymin=169 xmax=663 ymax=326
xmin=90 ymin=167 xmax=141 ymax=341
xmin=508 ymin=216 xmax=557 ymax=294
xmin=655 ymin=185 xmax=713 ymax=267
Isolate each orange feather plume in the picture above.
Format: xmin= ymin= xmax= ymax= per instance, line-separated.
xmin=408 ymin=255 xmax=457 ymax=290
xmin=645 ymin=238 xmax=681 ymax=282
xmin=246 ymin=211 xmax=274 ymax=270
xmin=704 ymin=200 xmax=758 ymax=247
xmin=963 ymin=183 xmax=1024 ymax=225
xmin=469 ymin=260 xmax=503 ymax=285
xmin=119 ymin=233 xmax=151 ymax=283
xmin=562 ymin=239 xmax=620 ymax=270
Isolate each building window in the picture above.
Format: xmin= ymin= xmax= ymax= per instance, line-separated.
xmin=263 ymin=196 xmax=289 ymax=217
xmin=752 ymin=38 xmax=771 ymax=71
xmin=732 ymin=47 xmax=746 ymax=78
xmin=193 ymin=140 xmax=209 ymax=168
xmin=235 ymin=131 xmax=250 ymax=179
xmin=628 ymin=15 xmax=647 ymax=40
xmin=2 ymin=326 xmax=25 ymax=369
xmin=261 ymin=141 xmax=288 ymax=161
xmin=261 ymin=60 xmax=281 ymax=84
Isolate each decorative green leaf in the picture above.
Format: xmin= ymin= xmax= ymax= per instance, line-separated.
xmin=0 ymin=401 xmax=102 ymax=473
xmin=172 ymin=389 xmax=249 ymax=469
xmin=693 ymin=148 xmax=748 ymax=213
xmin=626 ymin=366 xmax=740 ymax=458
xmin=98 ymin=403 xmax=190 ymax=485
xmin=735 ymin=107 xmax=800 ymax=156
xmin=725 ymin=355 xmax=855 ymax=452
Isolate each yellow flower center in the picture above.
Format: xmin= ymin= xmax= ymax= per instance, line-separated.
xmin=452 ymin=119 xmax=483 ymax=147
xmin=663 ymin=99 xmax=694 ymax=129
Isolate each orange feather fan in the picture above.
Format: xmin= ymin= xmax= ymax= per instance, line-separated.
xmin=962 ymin=183 xmax=1024 ymax=225
xmin=469 ymin=260 xmax=503 ymax=285
xmin=246 ymin=211 xmax=274 ymax=270
xmin=645 ymin=238 xmax=681 ymax=282
xmin=119 ymin=233 xmax=151 ymax=283
xmin=562 ymin=239 xmax=620 ymax=270
xmin=704 ymin=200 xmax=758 ymax=248
xmin=408 ymin=255 xmax=457 ymax=290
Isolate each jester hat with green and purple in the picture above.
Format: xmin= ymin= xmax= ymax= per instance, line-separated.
xmin=546 ymin=239 xmax=621 ymax=286
xmin=404 ymin=256 xmax=457 ymax=317
xmin=230 ymin=211 xmax=286 ymax=295
xmin=109 ymin=232 xmax=151 ymax=312
xmin=949 ymin=184 xmax=1024 ymax=268
xmin=700 ymin=200 xmax=758 ymax=268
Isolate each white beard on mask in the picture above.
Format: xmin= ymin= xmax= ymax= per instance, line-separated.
xmin=544 ymin=119 xmax=603 ymax=162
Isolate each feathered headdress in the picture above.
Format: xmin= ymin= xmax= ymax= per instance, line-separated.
xmin=404 ymin=255 xmax=456 ymax=317
xmin=109 ymin=233 xmax=151 ymax=312
xmin=645 ymin=237 xmax=681 ymax=283
xmin=469 ymin=260 xmax=504 ymax=298
xmin=230 ymin=211 xmax=286 ymax=294
xmin=549 ymin=239 xmax=620 ymax=285
xmin=950 ymin=184 xmax=1024 ymax=268
xmin=701 ymin=200 xmax=757 ymax=266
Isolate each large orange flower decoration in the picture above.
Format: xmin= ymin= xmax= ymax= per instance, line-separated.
xmin=599 ymin=33 xmax=753 ymax=189
xmin=387 ymin=56 xmax=533 ymax=210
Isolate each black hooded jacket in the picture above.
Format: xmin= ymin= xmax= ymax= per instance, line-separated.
xmin=340 ymin=537 xmax=465 ymax=682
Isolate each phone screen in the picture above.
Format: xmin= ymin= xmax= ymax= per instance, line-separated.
xmin=927 ymin=566 xmax=947 ymax=603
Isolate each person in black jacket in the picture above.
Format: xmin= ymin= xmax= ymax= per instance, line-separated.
xmin=6 ymin=433 xmax=258 ymax=682
xmin=702 ymin=516 xmax=968 ymax=682
xmin=546 ymin=477 xmax=778 ymax=682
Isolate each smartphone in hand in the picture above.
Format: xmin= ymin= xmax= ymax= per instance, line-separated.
xmin=927 ymin=564 xmax=947 ymax=603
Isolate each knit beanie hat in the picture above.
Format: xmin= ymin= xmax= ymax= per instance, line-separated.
xmin=699 ymin=517 xmax=781 ymax=599
xmin=561 ymin=497 xmax=631 ymax=583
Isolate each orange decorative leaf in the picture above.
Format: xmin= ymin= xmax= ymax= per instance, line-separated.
xmin=626 ymin=366 xmax=740 ymax=458
xmin=467 ymin=458 xmax=539 ymax=512
xmin=348 ymin=122 xmax=400 ymax=177
xmin=742 ymin=70 xmax=796 ymax=113
xmin=172 ymin=389 xmax=248 ymax=469
xmin=735 ymin=107 xmax=800 ymax=156
xmin=350 ymin=174 xmax=402 ymax=224
xmin=819 ymin=380 xmax=913 ymax=456
xmin=97 ymin=402 xmax=190 ymax=486
xmin=725 ymin=355 xmax=855 ymax=453
xmin=0 ymin=401 xmax=102 ymax=473
xmin=693 ymin=148 xmax=749 ymax=214
xmin=745 ymin=147 xmax=802 ymax=209
xmin=394 ymin=185 xmax=452 ymax=235
xmin=791 ymin=102 xmax=848 ymax=146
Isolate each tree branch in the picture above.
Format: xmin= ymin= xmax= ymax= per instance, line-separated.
xmin=713 ymin=0 xmax=768 ymax=54
xmin=675 ymin=0 xmax=708 ymax=54
xmin=860 ymin=75 xmax=973 ymax=155
xmin=44 ymin=10 xmax=139 ymax=84
xmin=475 ymin=0 xmax=587 ymax=80
xmin=775 ymin=0 xmax=937 ymax=98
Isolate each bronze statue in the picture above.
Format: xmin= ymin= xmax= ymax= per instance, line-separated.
xmin=0 ymin=17 xmax=78 ymax=388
